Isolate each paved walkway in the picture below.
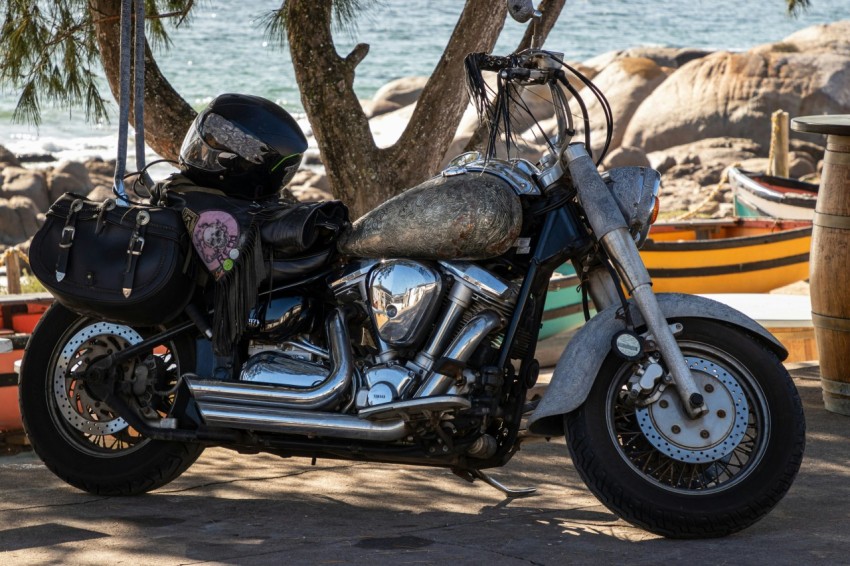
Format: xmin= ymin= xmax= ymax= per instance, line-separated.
xmin=0 ymin=365 xmax=847 ymax=565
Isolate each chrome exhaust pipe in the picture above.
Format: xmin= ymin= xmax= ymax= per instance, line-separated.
xmin=198 ymin=403 xmax=408 ymax=441
xmin=187 ymin=308 xmax=354 ymax=411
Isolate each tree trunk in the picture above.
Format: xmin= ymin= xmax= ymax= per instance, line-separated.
xmin=90 ymin=0 xmax=195 ymax=160
xmin=287 ymin=0 xmax=507 ymax=219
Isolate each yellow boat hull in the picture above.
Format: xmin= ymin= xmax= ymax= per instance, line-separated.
xmin=641 ymin=219 xmax=812 ymax=294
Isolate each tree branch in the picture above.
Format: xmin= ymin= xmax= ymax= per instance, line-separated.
xmin=344 ymin=43 xmax=370 ymax=71
xmin=391 ymin=0 xmax=507 ymax=177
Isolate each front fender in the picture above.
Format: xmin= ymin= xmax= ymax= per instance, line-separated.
xmin=527 ymin=293 xmax=786 ymax=436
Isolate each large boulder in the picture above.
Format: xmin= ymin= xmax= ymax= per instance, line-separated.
xmin=0 ymin=196 xmax=41 ymax=246
xmin=578 ymin=57 xmax=672 ymax=155
xmin=48 ymin=172 xmax=90 ymax=203
xmin=360 ymin=98 xmax=402 ymax=119
xmin=372 ymin=76 xmax=429 ymax=108
xmin=602 ymin=146 xmax=651 ymax=169
xmin=0 ymin=166 xmax=50 ymax=211
xmin=622 ymin=22 xmax=850 ymax=153
xmin=520 ymin=57 xmax=671 ymax=155
xmin=53 ymin=160 xmax=93 ymax=190
xmin=0 ymin=145 xmax=20 ymax=167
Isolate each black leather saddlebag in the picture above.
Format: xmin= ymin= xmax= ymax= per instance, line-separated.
xmin=30 ymin=193 xmax=194 ymax=326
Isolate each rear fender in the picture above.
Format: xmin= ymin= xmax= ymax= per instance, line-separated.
xmin=527 ymin=293 xmax=786 ymax=436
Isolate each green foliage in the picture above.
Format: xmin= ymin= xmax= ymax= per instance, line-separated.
xmin=261 ymin=1 xmax=380 ymax=49
xmin=0 ymin=0 xmax=197 ymax=127
xmin=787 ymin=0 xmax=812 ymax=15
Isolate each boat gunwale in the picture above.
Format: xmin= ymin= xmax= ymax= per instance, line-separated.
xmin=728 ymin=167 xmax=818 ymax=208
xmin=644 ymin=222 xmax=812 ymax=252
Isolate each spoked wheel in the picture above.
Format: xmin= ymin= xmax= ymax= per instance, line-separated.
xmin=565 ymin=318 xmax=805 ymax=538
xmin=20 ymin=304 xmax=204 ymax=495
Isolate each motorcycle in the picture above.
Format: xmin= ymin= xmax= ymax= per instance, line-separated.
xmin=19 ymin=3 xmax=804 ymax=539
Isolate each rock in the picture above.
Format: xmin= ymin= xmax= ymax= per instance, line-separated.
xmin=0 ymin=145 xmax=20 ymax=167
xmin=85 ymin=185 xmax=115 ymax=202
xmin=53 ymin=160 xmax=93 ymax=190
xmin=290 ymin=185 xmax=333 ymax=203
xmin=301 ymin=150 xmax=323 ymax=167
xmin=648 ymin=153 xmax=677 ymax=174
xmin=647 ymin=137 xmax=763 ymax=177
xmin=788 ymin=153 xmax=816 ymax=178
xmin=622 ymin=25 xmax=850 ymax=153
xmin=739 ymin=157 xmax=770 ymax=173
xmin=84 ymin=157 xmax=116 ymax=188
xmin=620 ymin=46 xmax=712 ymax=69
xmin=581 ymin=50 xmax=623 ymax=75
xmin=0 ymin=166 xmax=49 ymax=211
xmin=602 ymin=146 xmax=650 ymax=169
xmin=369 ymin=104 xmax=417 ymax=148
xmin=789 ymin=139 xmax=825 ymax=163
xmin=575 ymin=57 xmax=672 ymax=155
xmin=372 ymin=76 xmax=429 ymax=108
xmin=17 ymin=153 xmax=56 ymax=163
xmin=48 ymin=172 xmax=90 ymax=203
xmin=673 ymin=48 xmax=713 ymax=68
xmin=288 ymin=169 xmax=332 ymax=200
xmin=781 ymin=20 xmax=850 ymax=56
xmin=0 ymin=196 xmax=40 ymax=246
xmin=360 ymin=98 xmax=403 ymax=119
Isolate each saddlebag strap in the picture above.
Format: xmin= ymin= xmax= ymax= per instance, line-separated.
xmin=122 ymin=209 xmax=150 ymax=298
xmin=55 ymin=198 xmax=85 ymax=282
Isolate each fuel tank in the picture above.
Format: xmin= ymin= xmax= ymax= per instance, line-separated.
xmin=338 ymin=172 xmax=523 ymax=260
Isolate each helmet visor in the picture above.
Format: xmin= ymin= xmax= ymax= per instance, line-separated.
xmin=179 ymin=119 xmax=231 ymax=173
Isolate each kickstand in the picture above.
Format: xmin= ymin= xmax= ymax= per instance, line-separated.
xmin=470 ymin=469 xmax=537 ymax=498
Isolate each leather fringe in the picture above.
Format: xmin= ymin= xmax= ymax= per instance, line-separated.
xmin=212 ymin=221 xmax=265 ymax=355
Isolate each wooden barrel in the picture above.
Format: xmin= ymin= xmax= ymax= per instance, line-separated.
xmin=793 ymin=116 xmax=850 ymax=415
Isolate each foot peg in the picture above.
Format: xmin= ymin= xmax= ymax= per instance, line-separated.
xmin=453 ymin=468 xmax=537 ymax=498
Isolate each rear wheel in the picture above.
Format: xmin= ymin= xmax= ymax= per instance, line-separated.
xmin=565 ymin=318 xmax=805 ymax=538
xmin=19 ymin=304 xmax=204 ymax=495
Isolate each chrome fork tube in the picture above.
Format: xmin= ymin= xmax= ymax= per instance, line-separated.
xmin=601 ymin=229 xmax=707 ymax=418
xmin=565 ymin=143 xmax=707 ymax=419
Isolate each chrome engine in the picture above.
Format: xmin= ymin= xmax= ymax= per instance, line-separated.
xmin=189 ymin=259 xmax=519 ymax=443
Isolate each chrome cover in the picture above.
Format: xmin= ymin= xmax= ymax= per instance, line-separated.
xmin=356 ymin=364 xmax=417 ymax=409
xmin=602 ymin=166 xmax=661 ymax=245
xmin=240 ymin=352 xmax=327 ymax=388
xmin=368 ymin=260 xmax=443 ymax=347
xmin=438 ymin=261 xmax=515 ymax=302
xmin=447 ymin=153 xmax=542 ymax=195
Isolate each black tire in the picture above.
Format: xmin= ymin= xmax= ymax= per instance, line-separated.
xmin=19 ymin=304 xmax=204 ymax=495
xmin=565 ymin=318 xmax=805 ymax=538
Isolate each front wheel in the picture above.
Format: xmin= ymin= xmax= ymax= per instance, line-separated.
xmin=565 ymin=318 xmax=805 ymax=538
xmin=19 ymin=304 xmax=204 ymax=495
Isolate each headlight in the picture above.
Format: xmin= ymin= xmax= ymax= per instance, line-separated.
xmin=603 ymin=166 xmax=662 ymax=247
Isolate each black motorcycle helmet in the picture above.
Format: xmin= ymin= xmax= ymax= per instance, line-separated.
xmin=178 ymin=93 xmax=308 ymax=200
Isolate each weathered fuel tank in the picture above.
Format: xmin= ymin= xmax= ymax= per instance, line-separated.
xmin=338 ymin=172 xmax=523 ymax=260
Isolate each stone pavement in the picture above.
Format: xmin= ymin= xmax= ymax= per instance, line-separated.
xmin=0 ymin=365 xmax=847 ymax=565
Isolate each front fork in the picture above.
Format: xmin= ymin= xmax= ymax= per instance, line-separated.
xmin=598 ymin=229 xmax=708 ymax=418
xmin=565 ymin=144 xmax=708 ymax=419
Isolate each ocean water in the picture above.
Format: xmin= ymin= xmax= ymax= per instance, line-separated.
xmin=0 ymin=0 xmax=848 ymax=164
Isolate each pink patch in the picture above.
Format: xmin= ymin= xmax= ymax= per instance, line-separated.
xmin=192 ymin=210 xmax=240 ymax=279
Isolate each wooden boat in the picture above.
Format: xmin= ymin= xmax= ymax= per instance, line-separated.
xmin=0 ymin=292 xmax=52 ymax=432
xmin=642 ymin=218 xmax=812 ymax=294
xmin=729 ymin=166 xmax=818 ymax=220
